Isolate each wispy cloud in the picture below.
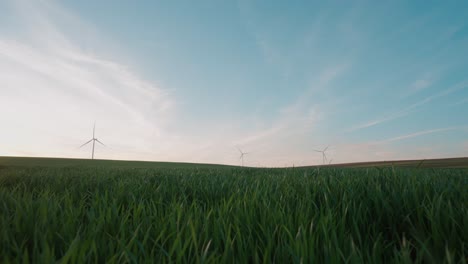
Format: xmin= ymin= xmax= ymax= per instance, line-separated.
xmin=377 ymin=126 xmax=462 ymax=144
xmin=453 ymin=97 xmax=468 ymax=106
xmin=348 ymin=80 xmax=468 ymax=132
xmin=409 ymin=78 xmax=432 ymax=93
xmin=330 ymin=125 xmax=466 ymax=164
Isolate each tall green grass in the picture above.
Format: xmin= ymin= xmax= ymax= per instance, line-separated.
xmin=1 ymin=167 xmax=467 ymax=263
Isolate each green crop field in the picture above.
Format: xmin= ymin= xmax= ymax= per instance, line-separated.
xmin=0 ymin=157 xmax=467 ymax=263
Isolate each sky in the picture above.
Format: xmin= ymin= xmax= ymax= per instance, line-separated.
xmin=0 ymin=0 xmax=467 ymax=167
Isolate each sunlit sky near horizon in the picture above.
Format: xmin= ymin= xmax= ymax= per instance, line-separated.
xmin=1 ymin=0 xmax=467 ymax=167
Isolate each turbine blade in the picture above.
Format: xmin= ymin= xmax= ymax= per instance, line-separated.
xmin=93 ymin=122 xmax=96 ymax=138
xmin=236 ymin=146 xmax=243 ymax=154
xmin=323 ymin=145 xmax=329 ymax=152
xmin=79 ymin=139 xmax=93 ymax=148
xmin=313 ymin=150 xmax=322 ymax=152
xmin=96 ymin=139 xmax=105 ymax=146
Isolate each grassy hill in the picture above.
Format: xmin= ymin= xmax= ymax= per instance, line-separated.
xmin=1 ymin=156 xmax=467 ymax=169
xmin=316 ymin=157 xmax=468 ymax=168
xmin=0 ymin=156 xmax=235 ymax=169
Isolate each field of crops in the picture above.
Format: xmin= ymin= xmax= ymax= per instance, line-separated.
xmin=0 ymin=160 xmax=467 ymax=263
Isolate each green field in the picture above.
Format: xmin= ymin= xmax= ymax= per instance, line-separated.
xmin=0 ymin=157 xmax=467 ymax=263
xmin=0 ymin=156 xmax=235 ymax=169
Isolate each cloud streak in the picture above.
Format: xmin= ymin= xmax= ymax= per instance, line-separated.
xmin=377 ymin=126 xmax=463 ymax=144
xmin=348 ymin=80 xmax=468 ymax=132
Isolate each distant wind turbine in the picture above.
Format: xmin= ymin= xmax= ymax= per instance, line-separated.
xmin=314 ymin=145 xmax=329 ymax=165
xmin=237 ymin=147 xmax=250 ymax=167
xmin=80 ymin=123 xmax=105 ymax=159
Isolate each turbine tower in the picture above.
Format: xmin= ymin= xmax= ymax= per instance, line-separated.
xmin=237 ymin=147 xmax=250 ymax=167
xmin=314 ymin=145 xmax=329 ymax=165
xmin=80 ymin=123 xmax=105 ymax=159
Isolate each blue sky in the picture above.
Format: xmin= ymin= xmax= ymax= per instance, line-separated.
xmin=0 ymin=0 xmax=467 ymax=166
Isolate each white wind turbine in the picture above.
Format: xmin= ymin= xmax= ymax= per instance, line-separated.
xmin=237 ymin=147 xmax=250 ymax=167
xmin=314 ymin=145 xmax=329 ymax=165
xmin=80 ymin=123 xmax=105 ymax=159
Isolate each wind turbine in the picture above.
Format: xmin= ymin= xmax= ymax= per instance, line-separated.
xmin=80 ymin=123 xmax=105 ymax=159
xmin=237 ymin=147 xmax=250 ymax=167
xmin=314 ymin=145 xmax=329 ymax=165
